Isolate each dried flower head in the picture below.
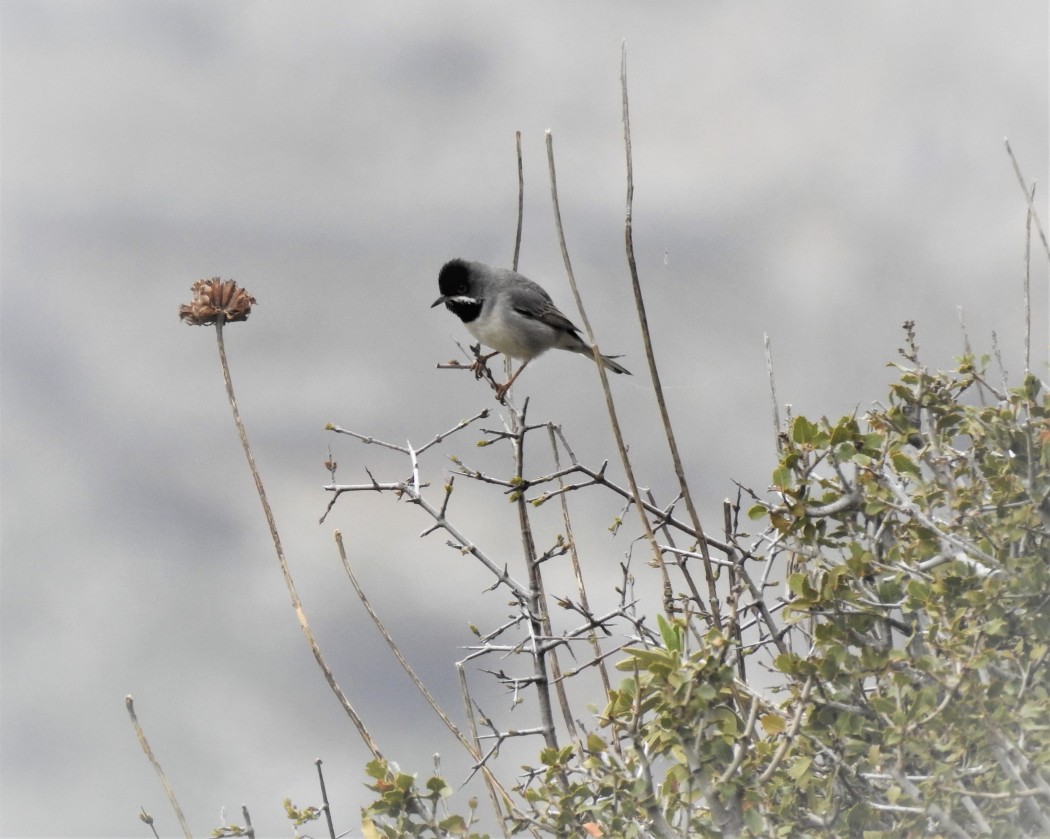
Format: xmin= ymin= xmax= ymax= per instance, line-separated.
xmin=179 ymin=278 xmax=256 ymax=326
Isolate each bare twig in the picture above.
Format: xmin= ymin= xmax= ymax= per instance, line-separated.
xmin=620 ymin=42 xmax=722 ymax=627
xmin=1005 ymin=139 xmax=1050 ymax=374
xmin=648 ymin=488 xmax=711 ymax=623
xmin=1005 ymin=139 xmax=1050 ymax=265
xmin=1024 ymin=181 xmax=1035 ymax=375
xmin=213 ymin=321 xmax=383 ymax=759
xmin=240 ymin=805 xmax=254 ymax=839
xmin=324 ymin=475 xmax=531 ymax=598
xmin=328 ymin=409 xmax=489 ymax=458
xmin=546 ymin=128 xmax=674 ymax=614
xmin=548 ymin=424 xmax=614 ymax=705
xmin=138 ymin=808 xmax=161 ymax=839
xmin=507 ymin=401 xmax=560 ymax=751
xmin=333 ymin=529 xmax=522 ymax=832
xmin=335 ymin=528 xmax=513 ymax=765
xmin=765 ymin=333 xmax=783 ymax=454
xmin=314 ymin=759 xmax=336 ymax=839
xmin=456 ymin=665 xmax=515 ymax=838
xmin=513 ymin=131 xmax=524 ymax=271
xmin=125 ymin=696 xmax=193 ymax=839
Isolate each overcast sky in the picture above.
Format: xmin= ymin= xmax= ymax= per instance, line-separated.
xmin=2 ymin=3 xmax=1047 ymax=837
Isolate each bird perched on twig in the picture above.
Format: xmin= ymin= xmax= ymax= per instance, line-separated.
xmin=431 ymin=258 xmax=631 ymax=401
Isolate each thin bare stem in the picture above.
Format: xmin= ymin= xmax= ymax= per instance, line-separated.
xmin=530 ymin=549 xmax=580 ymax=751
xmin=124 ymin=696 xmax=193 ymax=839
xmin=723 ymin=499 xmax=747 ymax=682
xmin=1005 ymin=139 xmax=1050 ymax=265
xmin=545 ymin=129 xmax=673 ymax=613
xmin=333 ymin=531 xmax=518 ymax=828
xmin=1024 ymin=181 xmax=1035 ymax=375
xmin=333 ymin=532 xmax=474 ymax=754
xmin=765 ymin=333 xmax=783 ymax=454
xmin=503 ymin=131 xmax=527 ymax=386
xmin=522 ymin=459 xmax=732 ymax=554
xmin=328 ymin=408 xmax=489 ymax=458
xmin=456 ymin=665 xmax=515 ymax=838
xmin=620 ymin=42 xmax=721 ymax=626
xmin=513 ymin=131 xmax=524 ymax=271
xmin=508 ymin=403 xmax=560 ymax=751
xmin=139 ymin=808 xmax=161 ymax=839
xmin=212 ymin=321 xmax=382 ymax=759
xmin=240 ymin=806 xmax=255 ymax=839
xmin=1005 ymin=139 xmax=1050 ymax=372
xmin=648 ymin=488 xmax=710 ymax=621
xmin=548 ymin=424 xmax=614 ymax=709
xmin=314 ymin=759 xmax=336 ymax=839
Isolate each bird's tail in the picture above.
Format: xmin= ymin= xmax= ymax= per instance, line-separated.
xmin=567 ymin=336 xmax=631 ymax=375
xmin=576 ymin=345 xmax=630 ymax=375
xmin=598 ymin=353 xmax=631 ymax=375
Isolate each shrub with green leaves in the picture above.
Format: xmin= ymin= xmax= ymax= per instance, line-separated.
xmin=477 ymin=351 xmax=1050 ymax=838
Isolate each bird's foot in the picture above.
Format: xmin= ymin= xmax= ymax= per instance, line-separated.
xmin=468 ymin=345 xmax=500 ymax=380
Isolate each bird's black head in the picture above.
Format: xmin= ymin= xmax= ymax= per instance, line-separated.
xmin=432 ymin=258 xmax=483 ymax=323
xmin=436 ymin=258 xmax=474 ymax=300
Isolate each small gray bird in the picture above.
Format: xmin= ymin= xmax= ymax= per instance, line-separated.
xmin=431 ymin=258 xmax=630 ymax=400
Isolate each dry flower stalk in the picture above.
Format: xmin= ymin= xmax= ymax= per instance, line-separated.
xmin=178 ymin=278 xmax=256 ymax=325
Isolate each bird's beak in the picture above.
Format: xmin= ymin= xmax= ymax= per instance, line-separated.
xmin=431 ymin=296 xmax=448 ymax=308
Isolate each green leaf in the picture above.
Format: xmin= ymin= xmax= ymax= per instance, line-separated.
xmin=657 ymin=613 xmax=682 ymax=652
xmin=792 ymin=416 xmax=819 ymax=445
xmin=438 ymin=814 xmax=468 ymax=834
xmin=787 ymin=756 xmax=812 ymax=780
xmin=906 ymin=579 xmax=930 ymax=601
xmin=891 ymin=452 xmax=921 ymax=477
xmin=425 ymin=776 xmax=452 ymax=797
xmin=586 ymin=732 xmax=607 ymax=753
xmin=365 ymin=758 xmax=389 ymax=780
xmin=617 ymin=647 xmax=677 ymax=671
xmin=788 ymin=572 xmax=815 ymax=599
xmin=772 ymin=465 xmax=793 ymax=490
xmin=761 ymin=713 xmax=786 ymax=735
xmin=748 ymin=503 xmax=769 ymax=520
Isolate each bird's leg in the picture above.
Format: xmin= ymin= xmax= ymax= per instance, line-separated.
xmin=494 ymin=361 xmax=530 ymax=403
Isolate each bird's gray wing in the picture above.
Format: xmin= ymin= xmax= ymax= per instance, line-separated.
xmin=507 ymin=280 xmax=581 ymax=335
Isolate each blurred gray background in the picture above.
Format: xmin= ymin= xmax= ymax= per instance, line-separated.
xmin=2 ymin=2 xmax=1047 ymax=836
